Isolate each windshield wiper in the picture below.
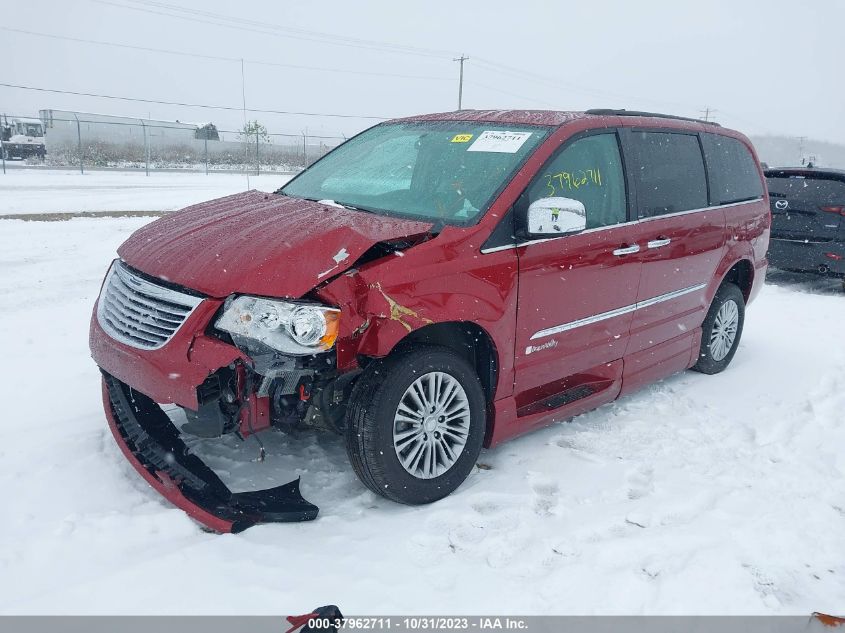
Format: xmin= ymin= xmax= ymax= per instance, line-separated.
xmin=285 ymin=195 xmax=441 ymax=232
xmin=283 ymin=196 xmax=374 ymax=213
xmin=316 ymin=199 xmax=367 ymax=211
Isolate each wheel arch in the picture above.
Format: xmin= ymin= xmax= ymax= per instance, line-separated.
xmin=391 ymin=321 xmax=500 ymax=407
xmin=720 ymin=258 xmax=754 ymax=301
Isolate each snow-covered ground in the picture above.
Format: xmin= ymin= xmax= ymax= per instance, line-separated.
xmin=0 ymin=218 xmax=845 ymax=614
xmin=0 ymin=215 xmax=843 ymax=615
xmin=0 ymin=169 xmax=292 ymax=215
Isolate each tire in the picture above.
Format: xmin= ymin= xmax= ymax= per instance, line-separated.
xmin=692 ymin=282 xmax=745 ymax=375
xmin=345 ymin=345 xmax=486 ymax=505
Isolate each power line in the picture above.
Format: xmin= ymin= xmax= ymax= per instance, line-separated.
xmin=124 ymin=0 xmax=456 ymax=58
xmin=9 ymin=8 xmax=707 ymax=119
xmin=0 ymin=82 xmax=391 ymax=120
xmin=0 ymin=27 xmax=453 ymax=82
xmin=93 ymin=0 xmax=457 ymax=60
xmin=472 ymin=56 xmax=702 ymax=113
xmin=0 ymin=26 xmax=234 ymax=62
xmin=463 ymin=80 xmax=560 ymax=109
xmin=5 ymin=7 xmax=723 ymax=126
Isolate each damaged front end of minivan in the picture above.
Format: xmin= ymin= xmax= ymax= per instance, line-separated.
xmin=90 ymin=190 xmax=437 ymax=532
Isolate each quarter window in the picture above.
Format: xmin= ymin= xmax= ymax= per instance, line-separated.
xmin=524 ymin=133 xmax=626 ymax=230
xmin=629 ymin=132 xmax=708 ymax=218
xmin=702 ymin=134 xmax=764 ymax=205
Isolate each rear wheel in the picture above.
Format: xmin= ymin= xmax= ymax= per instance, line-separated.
xmin=692 ymin=282 xmax=745 ymax=375
xmin=345 ymin=345 xmax=486 ymax=505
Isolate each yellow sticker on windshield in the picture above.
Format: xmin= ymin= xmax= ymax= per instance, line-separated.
xmin=451 ymin=134 xmax=473 ymax=143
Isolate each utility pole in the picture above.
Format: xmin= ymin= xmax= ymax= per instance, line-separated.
xmin=453 ymin=55 xmax=468 ymax=110
xmin=797 ymin=136 xmax=807 ymax=165
xmin=74 ymin=113 xmax=83 ymax=175
xmin=140 ymin=118 xmax=149 ymax=176
xmin=1 ymin=113 xmax=6 ymax=175
xmin=240 ymin=58 xmax=250 ymax=187
xmin=700 ymin=107 xmax=717 ymax=122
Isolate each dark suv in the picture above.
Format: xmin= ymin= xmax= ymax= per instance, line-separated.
xmin=765 ymin=168 xmax=845 ymax=288
xmin=90 ymin=109 xmax=770 ymax=532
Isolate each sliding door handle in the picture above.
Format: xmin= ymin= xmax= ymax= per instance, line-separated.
xmin=612 ymin=244 xmax=641 ymax=256
xmin=647 ymin=237 xmax=672 ymax=249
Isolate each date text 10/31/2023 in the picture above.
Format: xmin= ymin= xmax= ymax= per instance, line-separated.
xmin=305 ymin=616 xmax=530 ymax=630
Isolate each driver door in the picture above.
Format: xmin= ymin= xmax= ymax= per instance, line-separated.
xmin=514 ymin=131 xmax=642 ymax=418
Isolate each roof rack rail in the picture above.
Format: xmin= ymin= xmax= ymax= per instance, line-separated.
xmin=585 ymin=109 xmax=720 ymax=126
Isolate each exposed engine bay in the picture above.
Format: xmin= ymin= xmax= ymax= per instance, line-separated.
xmin=181 ymin=342 xmax=359 ymax=442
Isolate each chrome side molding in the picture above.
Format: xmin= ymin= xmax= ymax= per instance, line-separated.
xmin=529 ymin=283 xmax=707 ymax=341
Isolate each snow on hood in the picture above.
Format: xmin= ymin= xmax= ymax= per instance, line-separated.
xmin=118 ymin=190 xmax=433 ymax=298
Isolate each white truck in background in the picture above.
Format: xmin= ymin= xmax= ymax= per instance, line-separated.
xmin=1 ymin=115 xmax=46 ymax=160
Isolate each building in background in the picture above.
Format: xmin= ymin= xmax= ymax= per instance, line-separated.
xmin=34 ymin=109 xmax=332 ymax=169
xmin=39 ymin=109 xmax=215 ymax=146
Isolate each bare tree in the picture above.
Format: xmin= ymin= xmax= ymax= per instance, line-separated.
xmin=238 ymin=120 xmax=270 ymax=143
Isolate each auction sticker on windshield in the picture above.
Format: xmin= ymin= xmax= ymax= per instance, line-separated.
xmin=467 ymin=130 xmax=533 ymax=153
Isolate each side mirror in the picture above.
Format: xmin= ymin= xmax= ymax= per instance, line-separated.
xmin=525 ymin=197 xmax=586 ymax=237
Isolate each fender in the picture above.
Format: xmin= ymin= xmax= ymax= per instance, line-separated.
xmin=315 ymin=224 xmax=518 ymax=399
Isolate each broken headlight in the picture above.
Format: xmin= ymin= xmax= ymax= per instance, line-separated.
xmin=216 ymin=296 xmax=340 ymax=355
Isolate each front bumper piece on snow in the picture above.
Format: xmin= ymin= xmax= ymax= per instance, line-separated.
xmin=102 ymin=372 xmax=318 ymax=533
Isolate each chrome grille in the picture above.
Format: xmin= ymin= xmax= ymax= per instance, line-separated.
xmin=97 ymin=261 xmax=204 ymax=350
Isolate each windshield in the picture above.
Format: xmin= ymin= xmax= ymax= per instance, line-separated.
xmin=16 ymin=123 xmax=43 ymax=137
xmin=280 ymin=121 xmax=550 ymax=224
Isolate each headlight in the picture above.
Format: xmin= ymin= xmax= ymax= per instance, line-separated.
xmin=215 ymin=296 xmax=340 ymax=355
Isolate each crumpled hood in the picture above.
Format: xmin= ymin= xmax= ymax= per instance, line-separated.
xmin=118 ymin=191 xmax=433 ymax=298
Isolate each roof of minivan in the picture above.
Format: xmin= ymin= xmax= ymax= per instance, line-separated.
xmin=393 ymin=109 xmax=717 ymax=128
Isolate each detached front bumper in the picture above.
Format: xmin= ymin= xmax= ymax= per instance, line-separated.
xmin=102 ymin=372 xmax=318 ymax=533
xmin=90 ymin=262 xmax=328 ymax=531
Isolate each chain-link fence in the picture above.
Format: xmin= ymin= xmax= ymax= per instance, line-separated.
xmin=1 ymin=110 xmax=346 ymax=175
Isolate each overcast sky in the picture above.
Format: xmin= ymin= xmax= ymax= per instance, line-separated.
xmin=2 ymin=0 xmax=843 ymax=144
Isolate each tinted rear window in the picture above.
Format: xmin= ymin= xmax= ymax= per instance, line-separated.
xmin=629 ymin=131 xmax=708 ymax=218
xmin=702 ymin=134 xmax=764 ymax=205
xmin=766 ymin=175 xmax=845 ymax=205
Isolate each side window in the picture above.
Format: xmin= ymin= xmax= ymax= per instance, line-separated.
xmin=629 ymin=132 xmax=707 ymax=218
xmin=702 ymin=134 xmax=764 ymax=205
xmin=524 ymin=133 xmax=626 ymax=230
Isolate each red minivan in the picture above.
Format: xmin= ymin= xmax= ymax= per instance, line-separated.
xmin=90 ymin=109 xmax=770 ymax=532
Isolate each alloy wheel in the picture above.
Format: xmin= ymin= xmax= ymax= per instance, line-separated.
xmin=392 ymin=371 xmax=471 ymax=479
xmin=709 ymin=299 xmax=739 ymax=361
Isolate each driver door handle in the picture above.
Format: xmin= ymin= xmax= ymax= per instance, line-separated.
xmin=647 ymin=237 xmax=672 ymax=249
xmin=612 ymin=244 xmax=641 ymax=256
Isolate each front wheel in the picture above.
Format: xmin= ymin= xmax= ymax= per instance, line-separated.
xmin=692 ymin=282 xmax=745 ymax=374
xmin=345 ymin=345 xmax=486 ymax=505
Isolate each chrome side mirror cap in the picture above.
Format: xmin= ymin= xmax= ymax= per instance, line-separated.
xmin=526 ymin=197 xmax=587 ymax=237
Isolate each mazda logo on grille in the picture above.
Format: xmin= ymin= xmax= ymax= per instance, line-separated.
xmin=775 ymin=199 xmax=789 ymax=210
